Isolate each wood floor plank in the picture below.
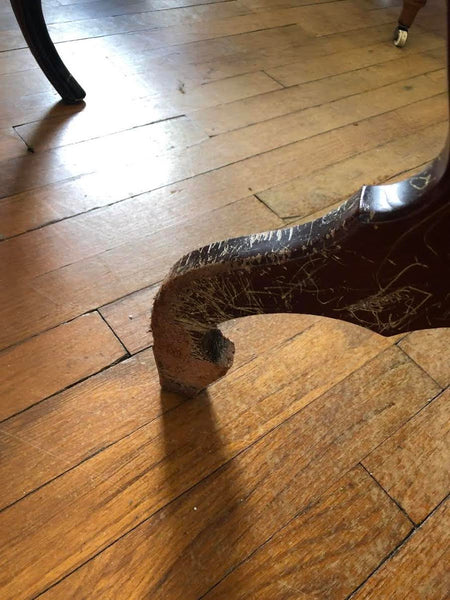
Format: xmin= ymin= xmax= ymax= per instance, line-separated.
xmin=3 ymin=6 xmax=427 ymax=106
xmin=4 ymin=62 xmax=443 ymax=203
xmin=399 ymin=329 xmax=450 ymax=387
xmin=0 ymin=94 xmax=446 ymax=350
xmin=10 ymin=346 xmax=436 ymax=600
xmin=2 ymin=23 xmax=441 ymax=132
xmin=264 ymin=119 xmax=445 ymax=219
xmin=59 ymin=0 xmax=236 ymax=12
xmin=0 ymin=312 xmax=126 ymax=421
xmin=99 ymin=285 xmax=158 ymax=353
xmin=43 ymin=1 xmax=252 ymax=41
xmin=1 ymin=87 xmax=444 ymax=241
xmin=120 ymin=29 xmax=443 ymax=111
xmin=180 ymin=26 xmax=443 ymax=86
xmin=259 ymin=94 xmax=447 ymax=218
xmin=0 ymin=349 xmax=165 ymax=512
xmin=48 ymin=0 xmax=250 ymax=26
xmin=0 ymin=67 xmax=445 ymax=241
xmin=0 ymin=4 xmax=312 ymax=52
xmin=0 ymin=198 xmax=281 ymax=350
xmin=284 ymin=1 xmax=394 ymax=37
xmin=0 ymin=22 xmax=303 ymax=79
xmin=0 ymin=127 xmax=28 ymax=161
xmin=243 ymin=0 xmax=339 ymax=8
xmin=362 ymin=0 xmax=402 ymax=8
xmin=282 ymin=158 xmax=434 ymax=227
xmin=363 ymin=390 xmax=450 ymax=524
xmin=265 ymin=32 xmax=443 ymax=87
xmin=0 ymin=0 xmax=246 ymax=45
xmin=0 ymin=172 xmax=137 ymax=239
xmin=0 ymin=27 xmax=303 ymax=128
xmin=350 ymin=500 xmax=449 ymax=600
xmin=0 ymin=69 xmax=445 ymax=237
xmin=125 ymin=22 xmax=312 ymax=77
xmin=190 ymin=53 xmax=443 ymax=136
xmin=0 ymin=22 xmax=309 ymax=99
xmin=46 ymin=2 xmax=354 ymax=45
xmin=0 ymin=114 xmax=208 ymax=199
xmin=14 ymin=72 xmax=281 ymax=152
xmin=0 ymin=90 xmax=74 ymax=130
xmin=0 ymin=47 xmax=36 ymax=76
xmin=0 ymin=29 xmax=35 ymax=53
xmin=2 ymin=0 xmax=213 ymax=17
xmin=0 ymin=313 xmax=319 ymax=511
xmin=0 ymin=428 xmax=73 ymax=510
xmin=54 ymin=0 xmax=238 ymax=9
xmin=201 ymin=466 xmax=412 ymax=600
xmin=0 ymin=2 xmax=447 ymax=600
xmin=0 ymin=68 xmax=55 ymax=103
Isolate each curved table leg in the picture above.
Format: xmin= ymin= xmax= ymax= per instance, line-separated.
xmin=153 ymin=0 xmax=450 ymax=397
xmin=10 ymin=0 xmax=85 ymax=103
xmin=152 ymin=157 xmax=450 ymax=397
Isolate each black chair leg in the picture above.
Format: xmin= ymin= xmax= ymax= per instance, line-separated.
xmin=10 ymin=0 xmax=86 ymax=103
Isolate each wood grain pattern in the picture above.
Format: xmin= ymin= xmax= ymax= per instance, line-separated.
xmin=363 ymin=390 xmax=450 ymax=524
xmin=0 ymin=198 xmax=281 ymax=351
xmin=351 ymin=500 xmax=449 ymax=600
xmin=179 ymin=25 xmax=442 ymax=85
xmin=0 ymin=24 xmax=311 ymax=126
xmin=0 ymin=126 xmax=27 ymax=161
xmin=0 ymin=86 xmax=445 ymax=290
xmin=0 ymin=114 xmax=208 ymax=198
xmin=4 ymin=66 xmax=433 ymax=200
xmin=265 ymin=34 xmax=442 ymax=86
xmin=1 ymin=89 xmax=444 ymax=241
xmin=14 ymin=72 xmax=281 ymax=152
xmin=189 ymin=53 xmax=443 ymax=136
xmin=0 ymin=0 xmax=447 ymax=597
xmin=263 ymin=118 xmax=445 ymax=219
xmin=99 ymin=285 xmax=159 ymax=353
xmin=399 ymin=329 xmax=450 ymax=387
xmin=258 ymin=91 xmax=447 ymax=217
xmin=202 ymin=466 xmax=412 ymax=600
xmin=0 ymin=312 xmax=317 ymax=510
xmin=29 ymin=347 xmax=437 ymax=600
xmin=0 ymin=312 xmax=126 ymax=421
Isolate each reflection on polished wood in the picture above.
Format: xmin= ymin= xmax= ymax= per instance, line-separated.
xmin=0 ymin=0 xmax=448 ymax=599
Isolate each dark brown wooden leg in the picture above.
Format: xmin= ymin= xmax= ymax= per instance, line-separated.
xmin=152 ymin=154 xmax=450 ymax=397
xmin=152 ymin=1 xmax=450 ymax=397
xmin=10 ymin=0 xmax=85 ymax=103
xmin=399 ymin=0 xmax=427 ymax=27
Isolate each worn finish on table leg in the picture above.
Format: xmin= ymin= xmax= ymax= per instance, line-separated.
xmin=10 ymin=0 xmax=85 ymax=103
xmin=152 ymin=0 xmax=450 ymax=397
xmin=152 ymin=153 xmax=450 ymax=397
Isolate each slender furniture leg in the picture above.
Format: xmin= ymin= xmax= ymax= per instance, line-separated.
xmin=399 ymin=0 xmax=427 ymax=28
xmin=10 ymin=0 xmax=85 ymax=103
xmin=152 ymin=4 xmax=450 ymax=398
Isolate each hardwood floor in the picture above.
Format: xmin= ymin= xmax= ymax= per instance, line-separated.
xmin=0 ymin=0 xmax=448 ymax=598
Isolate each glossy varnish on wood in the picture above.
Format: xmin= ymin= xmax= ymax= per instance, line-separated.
xmin=0 ymin=0 xmax=448 ymax=598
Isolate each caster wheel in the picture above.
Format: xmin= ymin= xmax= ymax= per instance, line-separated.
xmin=393 ymin=26 xmax=408 ymax=47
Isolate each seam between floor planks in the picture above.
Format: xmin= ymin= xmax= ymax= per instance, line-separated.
xmin=1 ymin=2 xmax=447 ymax=597
xmin=0 ymin=109 xmax=445 ymax=354
xmin=1 ymin=86 xmax=446 ymax=245
xmin=0 ymin=316 xmax=362 ymax=460
xmin=344 ymin=494 xmax=449 ymax=600
xmin=23 ymin=380 xmax=445 ymax=600
xmin=1 ymin=111 xmax=445 ymax=282
xmin=0 ymin=347 xmax=443 ymax=525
